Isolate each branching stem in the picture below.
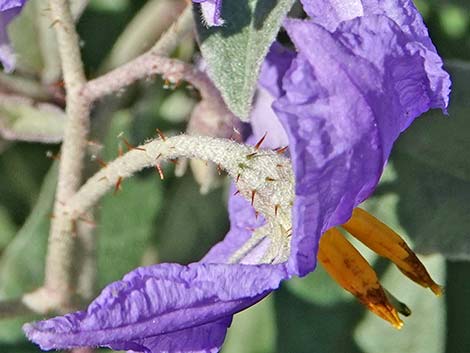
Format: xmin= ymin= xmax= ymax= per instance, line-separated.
xmin=44 ymin=0 xmax=91 ymax=308
xmin=83 ymin=6 xmax=204 ymax=102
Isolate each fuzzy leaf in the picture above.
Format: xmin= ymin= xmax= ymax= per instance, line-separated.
xmin=390 ymin=61 xmax=470 ymax=259
xmin=0 ymin=94 xmax=65 ymax=144
xmin=195 ymin=0 xmax=295 ymax=120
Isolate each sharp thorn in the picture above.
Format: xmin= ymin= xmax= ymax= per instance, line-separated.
xmin=122 ymin=138 xmax=146 ymax=151
xmin=251 ymin=190 xmax=256 ymax=206
xmin=275 ymin=146 xmax=289 ymax=154
xmin=95 ymin=157 xmax=107 ymax=168
xmin=246 ymin=152 xmax=257 ymax=159
xmin=275 ymin=204 xmax=280 ymax=216
xmin=114 ymin=177 xmax=123 ymax=194
xmin=156 ymin=128 xmax=167 ymax=141
xmin=155 ymin=163 xmax=165 ymax=180
xmin=254 ymin=132 xmax=267 ymax=150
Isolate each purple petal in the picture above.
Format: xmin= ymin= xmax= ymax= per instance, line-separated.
xmin=299 ymin=0 xmax=450 ymax=111
xmin=202 ymin=186 xmax=266 ymax=264
xmin=0 ymin=0 xmax=26 ymax=72
xmin=259 ymin=42 xmax=296 ymax=99
xmin=193 ymin=0 xmax=224 ymax=27
xmin=23 ymin=262 xmax=286 ymax=350
xmin=273 ymin=16 xmax=450 ymax=275
xmin=109 ymin=318 xmax=231 ymax=353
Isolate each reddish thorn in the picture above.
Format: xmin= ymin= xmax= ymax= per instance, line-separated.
xmin=55 ymin=80 xmax=65 ymax=88
xmin=246 ymin=152 xmax=257 ymax=159
xmin=95 ymin=157 xmax=107 ymax=168
xmin=79 ymin=217 xmax=96 ymax=227
xmin=156 ymin=128 xmax=167 ymax=141
xmin=245 ymin=227 xmax=256 ymax=232
xmin=275 ymin=146 xmax=289 ymax=154
xmin=265 ymin=177 xmax=276 ymax=182
xmin=114 ymin=177 xmax=123 ymax=194
xmin=118 ymin=145 xmax=123 ymax=157
xmin=251 ymin=190 xmax=256 ymax=206
xmin=122 ymin=138 xmax=146 ymax=151
xmin=49 ymin=213 xmax=55 ymax=220
xmin=276 ymin=164 xmax=284 ymax=168
xmin=156 ymin=153 xmax=162 ymax=160
xmin=233 ymin=189 xmax=240 ymax=196
xmin=236 ymin=174 xmax=241 ymax=182
xmin=169 ymin=159 xmax=178 ymax=165
xmin=217 ymin=164 xmax=223 ymax=176
xmin=255 ymin=211 xmax=259 ymax=219
xmin=254 ymin=132 xmax=267 ymax=150
xmin=155 ymin=163 xmax=165 ymax=180
xmin=275 ymin=204 xmax=280 ymax=217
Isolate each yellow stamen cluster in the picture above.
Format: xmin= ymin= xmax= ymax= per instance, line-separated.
xmin=318 ymin=208 xmax=442 ymax=329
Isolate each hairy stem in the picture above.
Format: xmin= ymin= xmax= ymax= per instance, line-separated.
xmin=84 ymin=5 xmax=196 ymax=102
xmin=44 ymin=0 xmax=90 ymax=309
xmin=62 ymin=135 xmax=293 ymax=226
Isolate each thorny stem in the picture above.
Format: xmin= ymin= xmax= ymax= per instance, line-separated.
xmin=85 ymin=56 xmax=219 ymax=103
xmin=62 ymin=135 xmax=294 ymax=228
xmin=83 ymin=5 xmax=200 ymax=102
xmin=43 ymin=0 xmax=90 ymax=309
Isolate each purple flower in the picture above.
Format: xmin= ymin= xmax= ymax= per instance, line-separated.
xmin=24 ymin=1 xmax=450 ymax=352
xmin=24 ymin=191 xmax=289 ymax=352
xmin=0 ymin=0 xmax=26 ymax=72
xmin=253 ymin=0 xmax=450 ymax=276
xmin=193 ymin=0 xmax=224 ymax=27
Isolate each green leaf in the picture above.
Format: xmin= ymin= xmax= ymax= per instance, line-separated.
xmin=8 ymin=1 xmax=43 ymax=75
xmin=285 ymin=265 xmax=352 ymax=306
xmin=275 ymin=283 xmax=363 ymax=353
xmin=195 ymin=0 xmax=295 ymax=120
xmin=0 ymin=94 xmax=65 ymax=144
xmin=97 ymin=176 xmax=162 ymax=288
xmin=153 ymin=176 xmax=228 ymax=264
xmin=0 ymin=206 xmax=17 ymax=252
xmin=397 ymin=61 xmax=470 ymax=182
xmin=97 ymin=111 xmax=162 ymax=288
xmin=0 ymin=164 xmax=57 ymax=343
xmin=354 ymin=255 xmax=446 ymax=353
xmin=388 ymin=61 xmax=470 ymax=259
xmin=222 ymin=295 xmax=276 ymax=353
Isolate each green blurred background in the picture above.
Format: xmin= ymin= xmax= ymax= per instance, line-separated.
xmin=0 ymin=0 xmax=469 ymax=352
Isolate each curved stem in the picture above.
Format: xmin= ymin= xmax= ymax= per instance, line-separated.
xmin=64 ymin=135 xmax=294 ymax=227
xmin=83 ymin=5 xmax=197 ymax=102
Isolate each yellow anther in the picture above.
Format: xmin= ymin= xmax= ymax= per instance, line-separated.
xmin=318 ymin=228 xmax=403 ymax=329
xmin=343 ymin=208 xmax=442 ymax=296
